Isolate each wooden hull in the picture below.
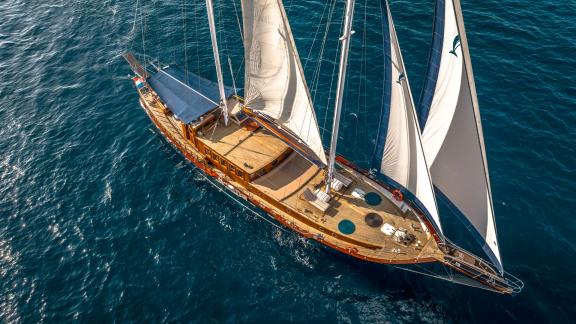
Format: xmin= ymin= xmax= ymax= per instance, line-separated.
xmin=135 ymin=96 xmax=442 ymax=266
xmin=125 ymin=64 xmax=521 ymax=294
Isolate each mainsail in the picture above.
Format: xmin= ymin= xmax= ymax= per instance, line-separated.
xmin=372 ymin=1 xmax=443 ymax=235
xmin=241 ymin=0 xmax=327 ymax=166
xmin=418 ymin=0 xmax=502 ymax=272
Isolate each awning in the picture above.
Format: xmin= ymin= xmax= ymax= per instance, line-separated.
xmin=147 ymin=66 xmax=234 ymax=124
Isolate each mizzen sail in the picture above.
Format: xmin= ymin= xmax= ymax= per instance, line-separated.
xmin=241 ymin=0 xmax=327 ymax=166
xmin=372 ymin=1 xmax=442 ymax=235
xmin=418 ymin=0 xmax=502 ymax=272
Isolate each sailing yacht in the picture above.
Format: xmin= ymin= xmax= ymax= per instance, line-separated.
xmin=124 ymin=0 xmax=522 ymax=294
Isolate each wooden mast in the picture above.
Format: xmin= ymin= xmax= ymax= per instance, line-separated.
xmin=205 ymin=0 xmax=229 ymax=126
xmin=325 ymin=0 xmax=356 ymax=194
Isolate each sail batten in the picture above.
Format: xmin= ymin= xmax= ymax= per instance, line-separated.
xmin=418 ymin=0 xmax=502 ymax=273
xmin=241 ymin=0 xmax=327 ymax=166
xmin=372 ymin=0 xmax=443 ymax=236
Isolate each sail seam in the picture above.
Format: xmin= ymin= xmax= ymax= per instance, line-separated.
xmin=370 ymin=0 xmax=392 ymax=172
xmin=417 ymin=0 xmax=445 ymax=130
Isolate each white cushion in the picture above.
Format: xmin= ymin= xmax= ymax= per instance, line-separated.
xmin=381 ymin=223 xmax=396 ymax=236
xmin=351 ymin=188 xmax=365 ymax=199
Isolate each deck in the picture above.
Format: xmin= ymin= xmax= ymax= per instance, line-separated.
xmin=252 ymin=153 xmax=442 ymax=261
xmin=196 ymin=112 xmax=290 ymax=177
xmin=136 ymin=83 xmax=443 ymax=265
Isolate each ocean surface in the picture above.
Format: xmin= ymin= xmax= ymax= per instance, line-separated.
xmin=1 ymin=0 xmax=575 ymax=322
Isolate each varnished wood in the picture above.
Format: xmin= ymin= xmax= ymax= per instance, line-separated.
xmin=196 ymin=102 xmax=292 ymax=178
xmin=134 ymin=82 xmax=445 ymax=265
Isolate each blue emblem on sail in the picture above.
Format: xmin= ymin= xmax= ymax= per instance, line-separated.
xmin=449 ymin=35 xmax=461 ymax=57
xmin=396 ymin=72 xmax=405 ymax=84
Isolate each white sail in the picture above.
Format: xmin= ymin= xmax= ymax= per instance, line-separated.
xmin=372 ymin=2 xmax=443 ymax=235
xmin=418 ymin=0 xmax=502 ymax=272
xmin=241 ymin=0 xmax=327 ymax=165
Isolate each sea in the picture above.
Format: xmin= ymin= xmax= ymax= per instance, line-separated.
xmin=1 ymin=0 xmax=575 ymax=322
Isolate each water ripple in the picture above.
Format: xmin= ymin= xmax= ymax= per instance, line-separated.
xmin=1 ymin=0 xmax=575 ymax=322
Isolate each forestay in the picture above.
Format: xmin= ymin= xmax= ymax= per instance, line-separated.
xmin=418 ymin=0 xmax=502 ymax=272
xmin=371 ymin=1 xmax=443 ymax=235
xmin=241 ymin=0 xmax=327 ymax=166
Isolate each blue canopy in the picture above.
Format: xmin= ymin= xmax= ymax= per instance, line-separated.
xmin=147 ymin=66 xmax=234 ymax=124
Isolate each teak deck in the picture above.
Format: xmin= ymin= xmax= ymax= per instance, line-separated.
xmin=135 ymin=84 xmax=445 ymax=265
xmin=196 ymin=113 xmax=290 ymax=177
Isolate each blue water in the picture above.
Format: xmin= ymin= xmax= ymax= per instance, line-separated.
xmin=1 ymin=0 xmax=575 ymax=322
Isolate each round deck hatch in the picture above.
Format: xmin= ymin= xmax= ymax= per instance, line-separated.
xmin=364 ymin=213 xmax=383 ymax=228
xmin=338 ymin=220 xmax=356 ymax=235
xmin=364 ymin=192 xmax=382 ymax=206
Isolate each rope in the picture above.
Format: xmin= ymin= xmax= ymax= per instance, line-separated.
xmin=352 ymin=0 xmax=368 ymax=151
xmin=303 ymin=0 xmax=331 ymax=70
xmin=320 ymin=1 xmax=344 ymax=140
xmin=310 ymin=0 xmax=338 ymax=104
xmin=182 ymin=0 xmax=189 ymax=85
xmin=192 ymin=0 xmax=200 ymax=75
xmin=138 ymin=0 xmax=147 ymax=70
xmin=231 ymin=0 xmax=243 ymax=41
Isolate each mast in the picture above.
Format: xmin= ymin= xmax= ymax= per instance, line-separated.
xmin=206 ymin=0 xmax=229 ymax=125
xmin=325 ymin=0 xmax=356 ymax=194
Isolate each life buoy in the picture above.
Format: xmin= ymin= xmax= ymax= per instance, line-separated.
xmin=392 ymin=189 xmax=404 ymax=202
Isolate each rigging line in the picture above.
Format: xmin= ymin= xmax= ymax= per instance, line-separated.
xmin=157 ymin=69 xmax=219 ymax=105
xmin=128 ymin=0 xmax=140 ymax=51
xmin=228 ymin=57 xmax=243 ymax=96
xmin=138 ymin=0 xmax=147 ymax=71
xmin=228 ymin=56 xmax=238 ymax=96
xmin=286 ymin=0 xmax=295 ymax=14
xmin=208 ymin=0 xmax=227 ymax=136
xmin=182 ymin=0 xmax=189 ymax=85
xmin=353 ymin=0 xmax=367 ymax=151
xmin=208 ymin=106 xmax=225 ymax=141
xmin=192 ymin=0 xmax=200 ymax=75
xmin=131 ymin=0 xmax=140 ymax=34
xmin=233 ymin=58 xmax=244 ymax=87
xmin=395 ymin=264 xmax=505 ymax=293
xmin=310 ymin=0 xmax=337 ymax=102
xmin=316 ymin=0 xmax=337 ymax=82
xmin=303 ymin=0 xmax=331 ymax=70
xmin=229 ymin=0 xmax=244 ymax=83
xmin=217 ymin=0 xmax=224 ymax=52
xmin=216 ymin=0 xmax=224 ymax=61
xmin=218 ymin=0 xmax=230 ymax=78
xmin=151 ymin=0 xmax=162 ymax=65
xmin=320 ymin=2 xmax=344 ymax=140
xmin=231 ymin=0 xmax=243 ymax=41
xmin=361 ymin=0 xmax=368 ymax=162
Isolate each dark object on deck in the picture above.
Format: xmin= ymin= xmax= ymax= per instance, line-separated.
xmin=364 ymin=213 xmax=383 ymax=228
xmin=338 ymin=220 xmax=356 ymax=235
xmin=364 ymin=192 xmax=382 ymax=206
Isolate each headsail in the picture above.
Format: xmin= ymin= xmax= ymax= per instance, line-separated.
xmin=372 ymin=1 xmax=443 ymax=235
xmin=418 ymin=0 xmax=502 ymax=272
xmin=241 ymin=0 xmax=327 ymax=166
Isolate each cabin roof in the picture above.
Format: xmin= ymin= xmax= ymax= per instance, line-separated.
xmin=148 ymin=66 xmax=234 ymax=124
xmin=197 ymin=124 xmax=291 ymax=176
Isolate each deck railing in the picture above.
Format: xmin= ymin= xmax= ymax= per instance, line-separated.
xmin=439 ymin=241 xmax=524 ymax=294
